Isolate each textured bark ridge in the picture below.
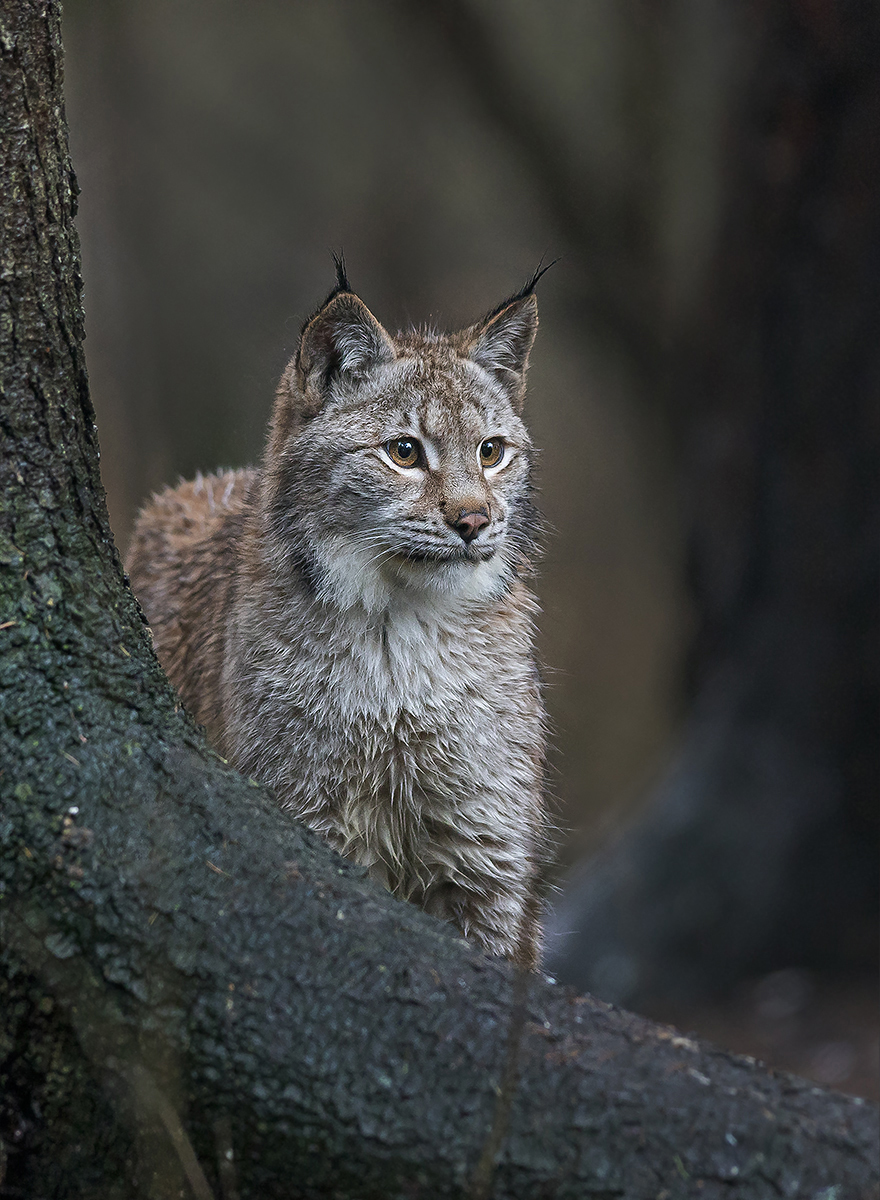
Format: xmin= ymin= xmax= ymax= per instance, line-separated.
xmin=0 ymin=3 xmax=877 ymax=1198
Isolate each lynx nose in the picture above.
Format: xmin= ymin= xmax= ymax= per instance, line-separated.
xmin=448 ymin=507 xmax=490 ymax=543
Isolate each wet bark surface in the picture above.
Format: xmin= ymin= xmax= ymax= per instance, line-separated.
xmin=0 ymin=3 xmax=878 ymax=1198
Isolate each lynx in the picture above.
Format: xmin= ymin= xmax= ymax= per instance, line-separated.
xmin=126 ymin=263 xmax=549 ymax=968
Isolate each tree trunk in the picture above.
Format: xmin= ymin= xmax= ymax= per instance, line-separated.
xmin=0 ymin=4 xmax=877 ymax=1198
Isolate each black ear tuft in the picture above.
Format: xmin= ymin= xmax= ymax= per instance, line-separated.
xmin=481 ymin=256 xmax=558 ymax=325
xmin=332 ymin=250 xmax=351 ymax=295
xmin=310 ymin=250 xmax=355 ymax=316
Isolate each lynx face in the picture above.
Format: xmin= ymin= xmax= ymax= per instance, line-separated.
xmin=266 ymin=285 xmax=539 ymax=612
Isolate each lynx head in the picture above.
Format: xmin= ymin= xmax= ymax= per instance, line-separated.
xmin=264 ymin=262 xmax=546 ymax=613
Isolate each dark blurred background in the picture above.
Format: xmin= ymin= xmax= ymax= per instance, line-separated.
xmin=62 ymin=0 xmax=878 ymax=1098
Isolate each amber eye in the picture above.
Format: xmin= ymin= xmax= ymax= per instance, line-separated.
xmin=386 ymin=438 xmax=421 ymax=468
xmin=479 ymin=439 xmax=505 ymax=468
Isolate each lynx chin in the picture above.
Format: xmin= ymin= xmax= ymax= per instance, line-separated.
xmin=126 ymin=263 xmax=550 ymax=969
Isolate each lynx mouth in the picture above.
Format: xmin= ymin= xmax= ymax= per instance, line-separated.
xmin=390 ymin=545 xmax=496 ymax=566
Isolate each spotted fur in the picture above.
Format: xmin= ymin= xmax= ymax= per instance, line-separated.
xmin=126 ymin=278 xmax=548 ymax=967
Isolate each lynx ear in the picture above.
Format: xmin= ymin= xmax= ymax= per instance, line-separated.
xmin=292 ymin=291 xmax=396 ymax=417
xmin=462 ymin=292 xmax=538 ymax=410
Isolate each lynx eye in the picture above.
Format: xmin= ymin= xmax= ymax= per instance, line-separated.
xmin=386 ymin=438 xmax=421 ymax=468
xmin=479 ymin=439 xmax=505 ymax=468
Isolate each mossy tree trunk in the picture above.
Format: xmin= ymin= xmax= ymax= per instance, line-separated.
xmin=0 ymin=4 xmax=877 ymax=1198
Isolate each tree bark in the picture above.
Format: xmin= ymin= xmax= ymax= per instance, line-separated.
xmin=0 ymin=4 xmax=877 ymax=1199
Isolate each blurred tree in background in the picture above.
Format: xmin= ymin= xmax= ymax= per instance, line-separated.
xmin=540 ymin=0 xmax=880 ymax=1027
xmin=62 ymin=0 xmax=877 ymax=1094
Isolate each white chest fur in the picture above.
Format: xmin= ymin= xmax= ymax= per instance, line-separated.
xmin=225 ymin=580 xmax=539 ymax=823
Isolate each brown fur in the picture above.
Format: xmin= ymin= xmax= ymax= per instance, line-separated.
xmin=127 ymin=469 xmax=255 ymax=741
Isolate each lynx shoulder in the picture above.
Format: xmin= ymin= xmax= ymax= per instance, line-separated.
xmin=127 ymin=266 xmax=550 ymax=968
